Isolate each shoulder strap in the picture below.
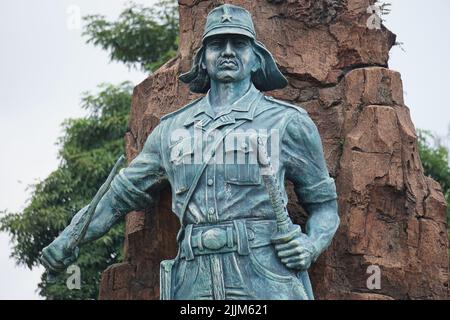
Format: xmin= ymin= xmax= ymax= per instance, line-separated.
xmin=160 ymin=96 xmax=203 ymax=121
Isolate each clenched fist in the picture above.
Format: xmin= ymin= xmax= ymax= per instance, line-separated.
xmin=274 ymin=233 xmax=317 ymax=271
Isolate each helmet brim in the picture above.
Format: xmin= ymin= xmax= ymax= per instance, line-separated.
xmin=180 ymin=36 xmax=288 ymax=93
xmin=251 ymin=40 xmax=288 ymax=92
xmin=202 ymin=25 xmax=255 ymax=43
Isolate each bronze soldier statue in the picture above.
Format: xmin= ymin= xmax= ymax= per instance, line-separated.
xmin=41 ymin=4 xmax=339 ymax=300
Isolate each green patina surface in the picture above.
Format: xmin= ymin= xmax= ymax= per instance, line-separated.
xmin=41 ymin=4 xmax=339 ymax=300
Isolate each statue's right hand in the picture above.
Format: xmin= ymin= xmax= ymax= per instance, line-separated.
xmin=40 ymin=238 xmax=78 ymax=273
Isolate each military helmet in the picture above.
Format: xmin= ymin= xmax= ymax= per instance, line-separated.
xmin=179 ymin=4 xmax=288 ymax=93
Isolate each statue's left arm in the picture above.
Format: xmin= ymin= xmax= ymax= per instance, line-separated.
xmin=41 ymin=124 xmax=167 ymax=272
xmin=280 ymin=110 xmax=340 ymax=269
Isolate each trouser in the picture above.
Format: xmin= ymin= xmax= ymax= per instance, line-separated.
xmin=162 ymin=219 xmax=313 ymax=300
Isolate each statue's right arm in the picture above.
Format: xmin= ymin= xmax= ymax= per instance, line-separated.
xmin=41 ymin=124 xmax=167 ymax=271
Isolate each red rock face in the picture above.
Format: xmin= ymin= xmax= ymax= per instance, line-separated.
xmin=99 ymin=0 xmax=448 ymax=300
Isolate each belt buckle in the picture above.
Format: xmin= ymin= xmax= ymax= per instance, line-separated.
xmin=202 ymin=228 xmax=227 ymax=250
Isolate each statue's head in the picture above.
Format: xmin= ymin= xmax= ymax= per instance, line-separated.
xmin=179 ymin=4 xmax=288 ymax=93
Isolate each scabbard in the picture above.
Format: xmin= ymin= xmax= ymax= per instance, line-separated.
xmin=160 ymin=259 xmax=175 ymax=300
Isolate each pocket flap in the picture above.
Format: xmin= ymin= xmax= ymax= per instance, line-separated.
xmin=224 ymin=138 xmax=255 ymax=154
xmin=170 ymin=137 xmax=195 ymax=163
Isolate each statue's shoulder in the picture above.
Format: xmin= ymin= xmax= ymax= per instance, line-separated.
xmin=160 ymin=96 xmax=204 ymax=122
xmin=262 ymin=95 xmax=308 ymax=115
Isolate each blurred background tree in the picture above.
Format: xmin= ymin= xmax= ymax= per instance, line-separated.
xmin=0 ymin=0 xmax=178 ymax=300
xmin=83 ymin=0 xmax=178 ymax=72
xmin=417 ymin=129 xmax=450 ymax=258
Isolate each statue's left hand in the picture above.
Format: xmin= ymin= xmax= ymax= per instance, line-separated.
xmin=274 ymin=233 xmax=317 ymax=271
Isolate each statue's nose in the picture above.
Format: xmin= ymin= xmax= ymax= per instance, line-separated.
xmin=221 ymin=40 xmax=236 ymax=57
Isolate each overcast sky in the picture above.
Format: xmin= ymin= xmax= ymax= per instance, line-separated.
xmin=0 ymin=0 xmax=449 ymax=299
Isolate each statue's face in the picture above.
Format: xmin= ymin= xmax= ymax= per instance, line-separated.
xmin=203 ymin=34 xmax=258 ymax=83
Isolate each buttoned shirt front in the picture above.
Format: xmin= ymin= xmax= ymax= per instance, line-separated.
xmin=106 ymin=84 xmax=337 ymax=300
xmin=110 ymin=84 xmax=336 ymax=225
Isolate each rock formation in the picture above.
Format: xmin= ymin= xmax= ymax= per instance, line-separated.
xmin=99 ymin=0 xmax=448 ymax=299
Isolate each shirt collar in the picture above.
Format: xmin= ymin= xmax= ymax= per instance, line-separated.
xmin=183 ymin=83 xmax=261 ymax=127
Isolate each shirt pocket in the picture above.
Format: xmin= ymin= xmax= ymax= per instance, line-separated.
xmin=224 ymin=139 xmax=261 ymax=185
xmin=169 ymin=137 xmax=197 ymax=194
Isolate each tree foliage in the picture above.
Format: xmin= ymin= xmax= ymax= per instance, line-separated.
xmin=83 ymin=0 xmax=178 ymax=72
xmin=417 ymin=129 xmax=450 ymax=256
xmin=0 ymin=0 xmax=178 ymax=299
xmin=1 ymin=83 xmax=132 ymax=299
xmin=418 ymin=130 xmax=450 ymax=198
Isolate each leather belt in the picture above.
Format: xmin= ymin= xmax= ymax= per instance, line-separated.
xmin=180 ymin=219 xmax=277 ymax=260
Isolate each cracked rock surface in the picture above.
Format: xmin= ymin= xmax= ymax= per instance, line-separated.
xmin=99 ymin=0 xmax=448 ymax=300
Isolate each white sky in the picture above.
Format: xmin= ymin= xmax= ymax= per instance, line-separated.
xmin=0 ymin=0 xmax=449 ymax=299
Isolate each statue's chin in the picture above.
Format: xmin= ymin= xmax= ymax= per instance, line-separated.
xmin=215 ymin=70 xmax=239 ymax=82
xmin=218 ymin=77 xmax=236 ymax=83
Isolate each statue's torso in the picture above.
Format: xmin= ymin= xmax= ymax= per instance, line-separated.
xmin=159 ymin=86 xmax=305 ymax=225
xmin=158 ymin=88 xmax=313 ymax=300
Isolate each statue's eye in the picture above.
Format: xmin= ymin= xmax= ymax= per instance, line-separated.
xmin=234 ymin=39 xmax=248 ymax=47
xmin=208 ymin=40 xmax=223 ymax=48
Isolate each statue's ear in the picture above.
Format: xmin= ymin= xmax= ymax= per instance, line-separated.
xmin=251 ymin=46 xmax=263 ymax=74
xmin=200 ymin=51 xmax=207 ymax=70
xmin=251 ymin=40 xmax=288 ymax=91
xmin=251 ymin=56 xmax=261 ymax=73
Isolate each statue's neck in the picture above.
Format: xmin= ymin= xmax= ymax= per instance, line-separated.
xmin=208 ymin=78 xmax=251 ymax=113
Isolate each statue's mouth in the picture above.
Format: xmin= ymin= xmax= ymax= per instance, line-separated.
xmin=219 ymin=59 xmax=238 ymax=69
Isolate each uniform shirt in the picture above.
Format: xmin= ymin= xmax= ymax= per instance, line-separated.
xmin=108 ymin=84 xmax=337 ymax=226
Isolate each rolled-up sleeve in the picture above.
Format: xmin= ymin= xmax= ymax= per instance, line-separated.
xmin=282 ymin=111 xmax=337 ymax=204
xmin=109 ymin=124 xmax=168 ymax=213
